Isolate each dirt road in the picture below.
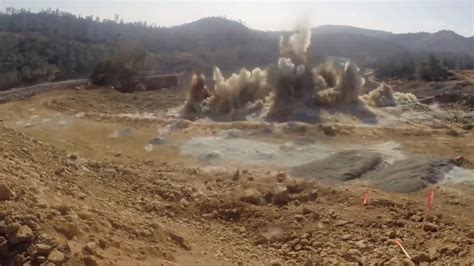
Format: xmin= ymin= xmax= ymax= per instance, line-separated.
xmin=0 ymin=79 xmax=87 ymax=103
xmin=454 ymin=71 xmax=474 ymax=84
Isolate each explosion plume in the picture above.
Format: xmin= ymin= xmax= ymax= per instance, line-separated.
xmin=361 ymin=83 xmax=418 ymax=107
xmin=181 ymin=27 xmax=417 ymax=123
xmin=181 ymin=72 xmax=209 ymax=120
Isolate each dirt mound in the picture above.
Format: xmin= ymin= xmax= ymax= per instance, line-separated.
xmin=366 ymin=158 xmax=452 ymax=193
xmin=291 ymin=150 xmax=383 ymax=182
xmin=291 ymin=150 xmax=455 ymax=193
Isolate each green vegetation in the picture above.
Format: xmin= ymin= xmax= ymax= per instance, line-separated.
xmin=0 ymin=8 xmax=276 ymax=91
xmin=0 ymin=9 xmax=115 ymax=90
xmin=373 ymin=52 xmax=474 ymax=81
xmin=0 ymin=8 xmax=473 ymax=90
xmin=89 ymin=49 xmax=148 ymax=93
xmin=89 ymin=60 xmax=138 ymax=93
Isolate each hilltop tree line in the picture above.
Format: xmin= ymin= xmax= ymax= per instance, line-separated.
xmin=0 ymin=8 xmax=277 ymax=90
xmin=0 ymin=9 xmax=281 ymax=90
xmin=373 ymin=52 xmax=474 ymax=81
xmin=0 ymin=8 xmax=473 ymax=90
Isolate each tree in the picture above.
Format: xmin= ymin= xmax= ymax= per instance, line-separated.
xmin=415 ymin=62 xmax=427 ymax=80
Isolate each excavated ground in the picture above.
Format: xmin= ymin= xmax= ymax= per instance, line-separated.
xmin=0 ymin=79 xmax=474 ymax=265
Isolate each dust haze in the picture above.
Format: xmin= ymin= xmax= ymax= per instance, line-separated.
xmin=182 ymin=27 xmax=417 ymax=122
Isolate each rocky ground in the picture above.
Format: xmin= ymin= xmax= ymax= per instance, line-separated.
xmin=2 ymin=124 xmax=474 ymax=265
xmin=1 ymin=75 xmax=474 ymax=265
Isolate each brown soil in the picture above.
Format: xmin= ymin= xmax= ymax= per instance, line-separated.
xmin=1 ymin=83 xmax=474 ymax=265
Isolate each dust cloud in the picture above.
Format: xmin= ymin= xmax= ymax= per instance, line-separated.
xmin=361 ymin=83 xmax=418 ymax=107
xmin=181 ymin=27 xmax=417 ymax=122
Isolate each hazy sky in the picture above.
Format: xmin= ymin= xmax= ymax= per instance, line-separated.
xmin=2 ymin=0 xmax=473 ymax=36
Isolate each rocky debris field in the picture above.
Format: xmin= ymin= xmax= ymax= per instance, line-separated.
xmin=1 ymin=123 xmax=474 ymax=265
xmin=0 ymin=78 xmax=473 ymax=265
xmin=393 ymin=77 xmax=474 ymax=111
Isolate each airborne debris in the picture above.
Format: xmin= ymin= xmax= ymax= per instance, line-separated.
xmin=181 ymin=28 xmax=416 ymax=122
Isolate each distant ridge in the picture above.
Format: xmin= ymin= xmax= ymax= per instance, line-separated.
xmin=312 ymin=25 xmax=393 ymax=38
xmin=0 ymin=11 xmax=473 ymax=90
xmin=174 ymin=18 xmax=474 ymax=55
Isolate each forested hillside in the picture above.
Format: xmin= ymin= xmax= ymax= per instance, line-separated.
xmin=1 ymin=8 xmax=473 ymax=90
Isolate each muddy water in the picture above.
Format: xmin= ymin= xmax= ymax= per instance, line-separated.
xmin=181 ymin=135 xmax=404 ymax=167
xmin=181 ymin=134 xmax=474 ymax=193
xmin=7 ymin=113 xmax=77 ymax=129
xmin=5 ymin=105 xmax=472 ymax=193
xmin=181 ymin=136 xmax=339 ymax=168
xmin=443 ymin=167 xmax=474 ymax=184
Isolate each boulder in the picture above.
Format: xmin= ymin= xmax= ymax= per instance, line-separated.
xmin=232 ymin=169 xmax=240 ymax=181
xmin=0 ymin=183 xmax=14 ymax=200
xmin=35 ymin=243 xmax=52 ymax=256
xmin=341 ymin=234 xmax=351 ymax=241
xmin=302 ymin=206 xmax=314 ymax=215
xmin=8 ymin=225 xmax=34 ymax=244
xmin=428 ymin=247 xmax=439 ymax=261
xmin=0 ymin=236 xmax=9 ymax=255
xmin=320 ymin=124 xmax=337 ymax=136
xmin=440 ymin=244 xmax=460 ymax=256
xmin=48 ymin=250 xmax=65 ymax=264
xmin=294 ymin=214 xmax=305 ymax=222
xmin=422 ymin=222 xmax=439 ymax=232
xmin=410 ymin=215 xmax=422 ymax=222
xmin=276 ymin=172 xmax=287 ymax=182
xmin=54 ymin=223 xmax=81 ymax=240
xmin=286 ymin=181 xmax=305 ymax=194
xmin=240 ymin=188 xmax=263 ymax=205
xmin=83 ymin=242 xmax=97 ymax=255
xmin=166 ymin=230 xmax=191 ymax=251
xmin=273 ymin=185 xmax=290 ymax=205
xmin=411 ymin=252 xmax=430 ymax=263
xmin=466 ymin=231 xmax=474 ymax=239
xmin=355 ymin=240 xmax=368 ymax=251
xmin=179 ymin=198 xmax=190 ymax=208
xmin=83 ymin=255 xmax=99 ymax=266
xmin=388 ymin=230 xmax=397 ymax=239
xmin=308 ymin=189 xmax=318 ymax=200
xmin=37 ymin=256 xmax=46 ymax=263
xmin=344 ymin=249 xmax=362 ymax=263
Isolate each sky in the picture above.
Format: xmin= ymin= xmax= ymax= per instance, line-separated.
xmin=2 ymin=0 xmax=473 ymax=37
